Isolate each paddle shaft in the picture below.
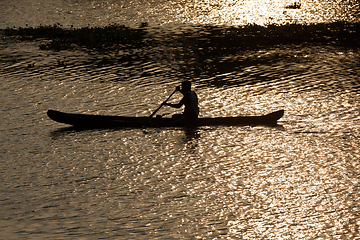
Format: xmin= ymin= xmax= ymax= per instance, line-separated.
xmin=149 ymin=89 xmax=177 ymax=118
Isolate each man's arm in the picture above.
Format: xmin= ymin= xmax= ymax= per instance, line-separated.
xmin=163 ymin=97 xmax=185 ymax=108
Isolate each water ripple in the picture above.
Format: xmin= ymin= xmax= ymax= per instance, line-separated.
xmin=1 ymin=21 xmax=360 ymax=240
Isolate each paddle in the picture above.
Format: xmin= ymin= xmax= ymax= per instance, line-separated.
xmin=149 ymin=87 xmax=179 ymax=118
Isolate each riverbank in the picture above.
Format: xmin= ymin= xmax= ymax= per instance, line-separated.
xmin=3 ymin=21 xmax=359 ymax=52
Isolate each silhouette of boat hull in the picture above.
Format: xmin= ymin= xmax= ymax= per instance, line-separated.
xmin=47 ymin=109 xmax=284 ymax=128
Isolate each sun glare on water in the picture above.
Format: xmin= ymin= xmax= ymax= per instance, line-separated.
xmin=205 ymin=0 xmax=300 ymax=25
xmin=177 ymin=0 xmax=358 ymax=26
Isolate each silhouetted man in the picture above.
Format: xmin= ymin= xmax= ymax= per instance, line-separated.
xmin=163 ymin=81 xmax=199 ymax=122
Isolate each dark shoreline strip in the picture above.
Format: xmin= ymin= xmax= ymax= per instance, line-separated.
xmin=2 ymin=21 xmax=359 ymax=51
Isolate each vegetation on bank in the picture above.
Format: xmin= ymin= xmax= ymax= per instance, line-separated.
xmin=3 ymin=21 xmax=359 ymax=52
xmin=4 ymin=23 xmax=147 ymax=51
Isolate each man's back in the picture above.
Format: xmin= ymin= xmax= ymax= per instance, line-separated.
xmin=183 ymin=90 xmax=199 ymax=118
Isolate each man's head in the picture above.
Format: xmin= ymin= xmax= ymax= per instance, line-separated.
xmin=181 ymin=81 xmax=191 ymax=93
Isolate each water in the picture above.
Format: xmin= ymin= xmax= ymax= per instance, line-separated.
xmin=1 ymin=0 xmax=360 ymax=239
xmin=0 ymin=0 xmax=359 ymax=28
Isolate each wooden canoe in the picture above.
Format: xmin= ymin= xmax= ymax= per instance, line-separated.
xmin=47 ymin=109 xmax=284 ymax=128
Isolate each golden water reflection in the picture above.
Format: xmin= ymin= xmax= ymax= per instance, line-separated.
xmin=1 ymin=0 xmax=358 ymax=28
xmin=177 ymin=124 xmax=360 ymax=238
xmin=176 ymin=0 xmax=359 ymax=26
xmin=1 ymin=20 xmax=359 ymax=239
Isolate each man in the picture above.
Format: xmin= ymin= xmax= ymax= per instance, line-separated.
xmin=163 ymin=81 xmax=199 ymax=121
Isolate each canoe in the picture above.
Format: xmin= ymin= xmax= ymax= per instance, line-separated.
xmin=47 ymin=109 xmax=284 ymax=128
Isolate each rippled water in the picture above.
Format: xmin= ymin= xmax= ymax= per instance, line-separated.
xmin=1 ymin=0 xmax=360 ymax=239
xmin=0 ymin=0 xmax=359 ymax=28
